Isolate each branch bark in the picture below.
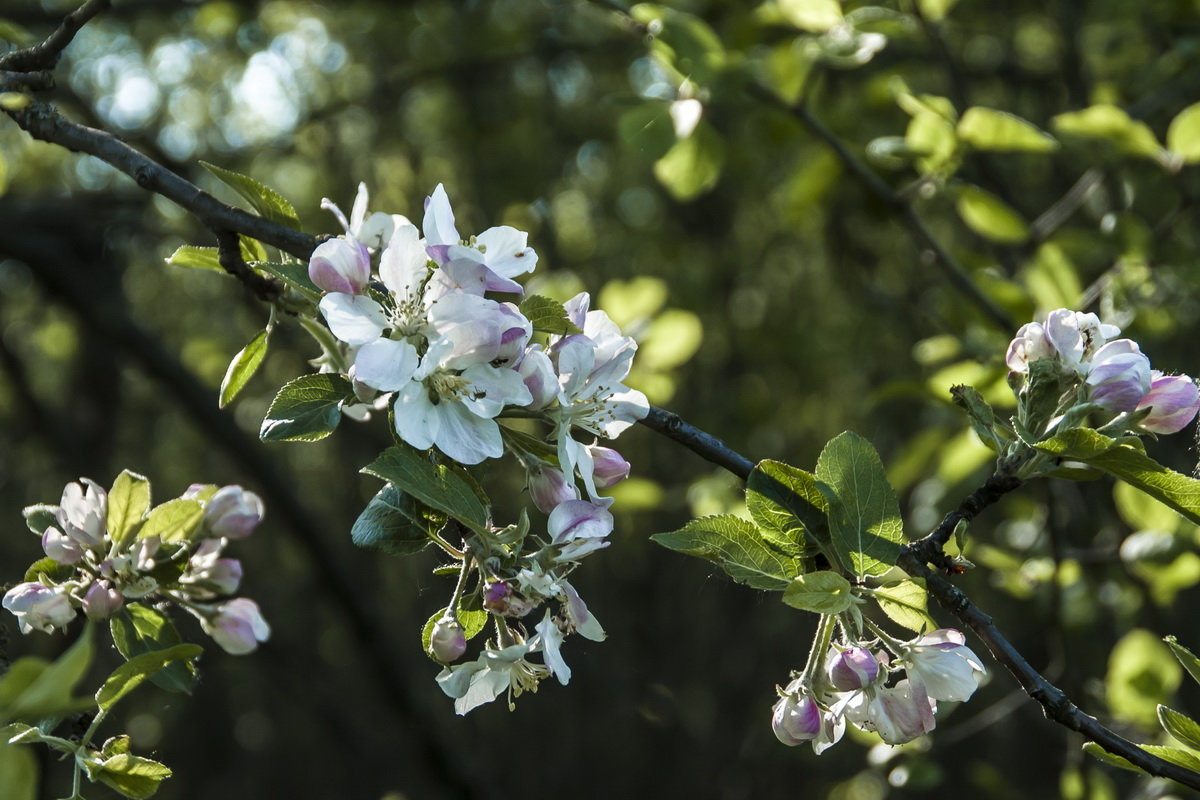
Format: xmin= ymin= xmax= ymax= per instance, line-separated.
xmin=0 ymin=0 xmax=110 ymax=72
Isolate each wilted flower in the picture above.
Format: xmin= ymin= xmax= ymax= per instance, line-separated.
xmin=1137 ymin=373 xmax=1200 ymax=434
xmin=3 ymin=583 xmax=76 ymax=634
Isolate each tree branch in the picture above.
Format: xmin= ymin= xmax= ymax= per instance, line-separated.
xmin=0 ymin=0 xmax=110 ymax=72
xmin=638 ymin=407 xmax=754 ymax=479
xmin=215 ymin=228 xmax=283 ymax=301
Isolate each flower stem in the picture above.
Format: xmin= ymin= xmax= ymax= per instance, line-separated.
xmin=800 ymin=613 xmax=836 ymax=689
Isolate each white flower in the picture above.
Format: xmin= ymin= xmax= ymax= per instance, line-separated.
xmin=535 ymin=610 xmax=571 ymax=685
xmin=203 ymin=598 xmax=270 ymax=655
xmin=51 ymin=478 xmax=108 ymax=550
xmin=902 ymin=628 xmax=986 ymax=703
xmin=3 ymin=583 xmax=76 ymax=634
xmin=548 ymin=500 xmax=613 ymax=562
xmin=204 ymin=485 xmax=265 ymax=539
xmin=435 ymin=640 xmax=549 ymax=714
xmin=321 ymin=182 xmax=412 ymax=250
xmin=423 ymin=183 xmax=539 ymax=292
xmin=849 ymin=679 xmax=937 ymax=745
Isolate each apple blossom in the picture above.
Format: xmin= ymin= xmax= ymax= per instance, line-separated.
xmin=308 ymin=237 xmax=371 ymax=295
xmin=82 ymin=580 xmax=124 ymax=620
xmin=430 ymin=617 xmax=468 ymax=663
xmin=204 ymin=598 xmax=271 ymax=655
xmin=771 ymin=690 xmax=823 ymax=745
xmin=1085 ymin=339 xmax=1151 ymax=412
xmin=902 ymin=629 xmax=986 ymax=703
xmin=826 ymin=646 xmax=880 ymax=692
xmin=1137 ymin=373 xmax=1200 ymax=434
xmin=586 ymin=444 xmax=631 ymax=488
xmin=527 ymin=465 xmax=577 ymax=514
xmin=204 ymin=485 xmax=265 ymax=539
xmin=3 ymin=583 xmax=76 ymax=634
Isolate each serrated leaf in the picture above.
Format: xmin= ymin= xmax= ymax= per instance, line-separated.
xmin=362 ymin=445 xmax=490 ymax=534
xmin=654 ymin=122 xmax=725 ymax=202
xmin=746 ymin=460 xmax=828 ymax=559
xmin=956 ymin=185 xmax=1029 ymax=244
xmin=1036 ymin=428 xmax=1200 ymax=525
xmin=1165 ymin=636 xmax=1200 ymax=686
xmin=239 ymin=235 xmax=268 ymax=264
xmin=91 ymin=752 xmax=173 ymax=799
xmin=519 ymin=295 xmax=583 ymax=336
xmin=815 ymin=432 xmax=904 ymax=578
xmin=220 ymin=329 xmax=269 ymax=408
xmin=957 ymin=107 xmax=1058 ymax=153
xmin=0 ymin=740 xmax=36 ymax=800
xmin=782 ymin=571 xmax=853 ymax=613
xmin=200 ymin=161 xmax=301 ymax=229
xmin=1141 ymin=743 xmax=1200 ymax=772
xmin=96 ymin=645 xmax=203 ymax=711
xmin=1167 ymin=102 xmax=1200 ymax=165
xmin=107 ymin=470 xmax=151 ymax=548
xmin=1052 ymin=105 xmax=1164 ymax=161
xmin=4 ymin=625 xmax=94 ymax=721
xmin=874 ymin=579 xmax=935 ymax=633
xmin=350 ymin=484 xmax=445 ymax=556
xmin=260 ymin=373 xmax=354 ymax=443
xmin=165 ymin=245 xmax=224 ymax=273
xmin=138 ymin=499 xmax=204 ymax=543
xmin=251 ymin=261 xmax=321 ymax=303
xmin=421 ymin=605 xmax=489 ymax=663
xmin=651 ymin=515 xmax=799 ymax=591
xmin=110 ymin=607 xmax=195 ymax=694
xmin=1158 ymin=705 xmax=1200 ymax=751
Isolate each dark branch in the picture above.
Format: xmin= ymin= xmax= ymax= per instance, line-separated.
xmin=0 ymin=0 xmax=111 ymax=72
xmin=0 ymin=70 xmax=53 ymax=92
xmin=903 ymin=471 xmax=1023 ymax=570
xmin=215 ymin=229 xmax=283 ymax=301
xmin=638 ymin=407 xmax=755 ymax=479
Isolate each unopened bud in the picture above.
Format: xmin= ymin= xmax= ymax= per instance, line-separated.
xmin=585 ymin=445 xmax=631 ymax=488
xmin=771 ymin=692 xmax=822 ymax=746
xmin=205 ymin=486 xmax=265 ymax=539
xmin=430 ymin=617 xmax=467 ymax=662
xmin=83 ymin=580 xmax=124 ymax=621
xmin=528 ymin=466 xmax=576 ymax=514
xmin=826 ymin=646 xmax=880 ymax=692
xmin=308 ymin=237 xmax=371 ymax=295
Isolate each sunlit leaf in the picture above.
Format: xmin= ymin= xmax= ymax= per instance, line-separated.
xmin=651 ymin=515 xmax=800 ymax=591
xmin=955 ymin=185 xmax=1030 ymax=244
xmin=219 ymin=329 xmax=269 ymax=408
xmin=815 ymin=432 xmax=904 ymax=577
xmin=782 ymin=571 xmax=853 ymax=613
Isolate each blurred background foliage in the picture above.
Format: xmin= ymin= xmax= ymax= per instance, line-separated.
xmin=1 ymin=0 xmax=1200 ymax=797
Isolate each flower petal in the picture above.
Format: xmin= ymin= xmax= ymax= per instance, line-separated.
xmin=319 ymin=293 xmax=387 ymax=346
xmin=354 ymin=339 xmax=420 ymax=392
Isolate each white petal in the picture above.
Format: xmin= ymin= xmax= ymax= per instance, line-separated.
xmin=433 ymin=403 xmax=503 ymax=464
xmin=460 ymin=365 xmax=532 ymax=418
xmin=475 ymin=226 xmax=538 ymax=278
xmin=379 ymin=223 xmax=428 ymax=303
xmin=535 ymin=611 xmax=571 ymax=685
xmin=354 ymin=339 xmax=420 ymax=392
xmin=393 ymin=381 xmax=439 ymax=451
xmin=422 ymin=183 xmax=460 ymax=247
xmin=319 ymin=293 xmax=387 ymax=346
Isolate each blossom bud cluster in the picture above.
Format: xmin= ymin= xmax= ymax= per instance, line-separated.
xmin=1006 ymin=308 xmax=1200 ymax=434
xmin=771 ymin=630 xmax=985 ymax=752
xmin=3 ymin=478 xmax=270 ymax=656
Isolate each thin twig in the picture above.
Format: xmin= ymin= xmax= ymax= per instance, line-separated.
xmin=0 ymin=0 xmax=111 ymax=72
xmin=215 ymin=228 xmax=283 ymax=301
xmin=638 ymin=407 xmax=754 ymax=479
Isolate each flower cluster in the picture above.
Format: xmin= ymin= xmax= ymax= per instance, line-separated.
xmin=772 ymin=629 xmax=985 ymax=752
xmin=309 ymin=184 xmax=649 ymax=712
xmin=3 ymin=477 xmax=270 ymax=655
xmin=1006 ymin=308 xmax=1200 ymax=435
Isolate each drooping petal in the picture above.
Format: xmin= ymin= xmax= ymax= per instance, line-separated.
xmin=319 ymin=293 xmax=387 ymax=346
xmin=354 ymin=339 xmax=420 ymax=392
xmin=535 ymin=611 xmax=571 ymax=685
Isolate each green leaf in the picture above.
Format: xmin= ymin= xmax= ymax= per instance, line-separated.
xmin=90 ymin=752 xmax=173 ymax=799
xmin=782 ymin=571 xmax=853 ymax=614
xmin=1106 ymin=628 xmax=1181 ymax=729
xmin=746 ymin=460 xmax=828 ymax=559
xmin=518 ymin=295 xmax=583 ymax=336
xmin=421 ymin=605 xmax=489 ymax=662
xmin=138 ymin=499 xmax=205 ymax=543
xmin=916 ymin=0 xmax=959 ymax=21
xmin=102 ymin=735 xmax=133 ymax=757
xmin=778 ymin=0 xmax=843 ymax=31
xmin=22 ymin=557 xmax=74 ymax=584
xmin=654 ymin=122 xmax=725 ymax=202
xmin=814 ymin=432 xmax=904 ymax=578
xmin=362 ymin=445 xmax=490 ymax=534
xmin=4 ymin=625 xmax=94 ymax=721
xmin=110 ymin=607 xmax=196 ymax=694
xmin=1082 ymin=741 xmax=1138 ymax=772
xmin=1167 ymin=102 xmax=1200 ymax=165
xmin=96 ymin=645 xmax=203 ymax=711
xmin=260 ymin=373 xmax=354 ymax=443
xmin=1158 ymin=705 xmax=1200 ymax=751
xmin=220 ymin=329 xmax=270 ymax=408
xmin=21 ymin=504 xmax=56 ymax=536
xmin=873 ymin=579 xmax=935 ymax=633
xmin=0 ymin=660 xmax=48 ymax=720
xmin=1052 ymin=105 xmax=1164 ymax=161
xmin=1035 ymin=428 xmax=1200 ymax=526
xmin=629 ymin=5 xmax=725 ymax=85
xmin=651 ymin=515 xmax=800 ymax=591
xmin=499 ymin=425 xmax=559 ymax=466
xmin=955 ymin=185 xmax=1029 ymax=244
xmin=107 ymin=470 xmax=151 ymax=548
xmin=250 ymin=261 xmax=321 ymax=303
xmin=200 ymin=161 xmax=301 ymax=229
xmin=617 ymin=103 xmax=676 ymax=162
xmin=957 ymin=108 xmax=1058 ymax=153
xmin=350 ymin=484 xmax=445 ymax=557
xmin=1165 ymin=636 xmax=1200 ymax=686
xmin=0 ymin=740 xmax=36 ymax=800
xmin=906 ymin=111 xmax=959 ymax=176
xmin=165 ymin=245 xmax=224 ymax=273
xmin=239 ymin=235 xmax=268 ymax=264
xmin=1141 ymin=744 xmax=1200 ymax=772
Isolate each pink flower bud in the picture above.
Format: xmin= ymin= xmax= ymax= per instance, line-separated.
xmin=1086 ymin=339 xmax=1151 ymax=412
xmin=585 ymin=445 xmax=630 ymax=489
xmin=528 ymin=466 xmax=577 ymax=514
xmin=308 ymin=237 xmax=371 ymax=295
xmin=204 ymin=598 xmax=270 ymax=655
xmin=482 ymin=581 xmax=535 ymax=618
xmin=1137 ymin=373 xmax=1200 ymax=434
xmin=430 ymin=617 xmax=468 ymax=662
xmin=771 ymin=692 xmax=822 ymax=746
xmin=205 ymin=486 xmax=265 ymax=539
xmin=826 ymin=647 xmax=880 ymax=692
xmin=83 ymin=580 xmax=124 ymax=621
xmin=3 ymin=583 xmax=76 ymax=634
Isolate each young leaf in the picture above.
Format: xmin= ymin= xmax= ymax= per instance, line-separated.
xmin=251 ymin=261 xmax=321 ymax=303
xmin=21 ymin=504 xmax=56 ymax=536
xmin=814 ymin=432 xmax=904 ymax=578
xmin=239 ymin=235 xmax=268 ymax=264
xmin=1167 ymin=102 xmax=1200 ymax=165
xmin=1036 ymin=428 xmax=1200 ymax=525
xmin=746 ymin=460 xmax=828 ymax=559
xmin=1165 ymin=636 xmax=1200 ymax=686
xmin=90 ymin=752 xmax=173 ymax=799
xmin=110 ymin=607 xmax=196 ymax=694
xmin=873 ymin=579 xmax=935 ymax=633
xmin=4 ymin=625 xmax=94 ymax=720
xmin=138 ymin=499 xmax=205 ymax=543
xmin=200 ymin=161 xmax=301 ymax=229
xmin=1158 ymin=705 xmax=1200 ymax=752
xmin=0 ymin=741 xmax=36 ymax=800
xmin=518 ymin=295 xmax=583 ymax=336
xmin=107 ymin=470 xmax=152 ymax=548
xmin=22 ymin=557 xmax=74 ymax=584
xmin=362 ymin=445 xmax=490 ymax=534
xmin=782 ymin=571 xmax=853 ymax=614
xmin=956 ymin=107 xmax=1058 ymax=153
xmin=950 ymin=384 xmax=1014 ymax=452
xmin=1082 ymin=742 xmax=1138 ymax=772
xmin=350 ymin=484 xmax=445 ymax=557
xmin=260 ymin=373 xmax=354 ymax=443
xmin=421 ymin=605 xmax=489 ymax=662
xmin=651 ymin=515 xmax=799 ymax=591
xmin=219 ymin=329 xmax=270 ymax=408
xmin=777 ymin=0 xmax=843 ymax=31
xmin=96 ymin=645 xmax=203 ymax=711
xmin=654 ymin=123 xmax=725 ymax=202
xmin=955 ymin=185 xmax=1029 ymax=244
xmin=165 ymin=245 xmax=224 ymax=273
xmin=1140 ymin=744 xmax=1200 ymax=772
xmin=1052 ymin=105 xmax=1164 ymax=161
